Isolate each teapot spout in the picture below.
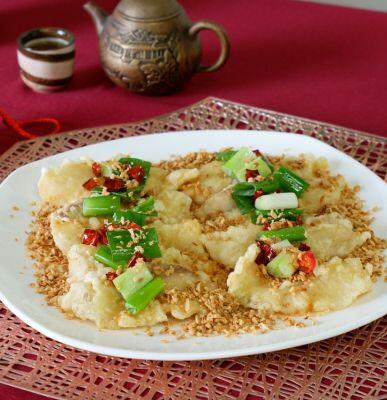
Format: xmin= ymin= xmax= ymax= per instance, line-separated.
xmin=83 ymin=1 xmax=108 ymax=36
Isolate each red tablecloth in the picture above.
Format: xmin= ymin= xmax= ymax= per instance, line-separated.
xmin=1 ymin=0 xmax=387 ymax=154
xmin=1 ymin=0 xmax=387 ymax=399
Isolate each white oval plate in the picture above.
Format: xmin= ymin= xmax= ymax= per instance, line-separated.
xmin=0 ymin=130 xmax=386 ymax=361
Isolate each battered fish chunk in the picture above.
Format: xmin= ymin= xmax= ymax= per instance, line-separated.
xmin=227 ymin=244 xmax=372 ymax=314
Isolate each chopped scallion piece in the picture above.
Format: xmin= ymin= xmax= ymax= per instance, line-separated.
xmin=133 ymin=197 xmax=157 ymax=216
xmin=95 ymin=246 xmax=126 ymax=270
xmin=101 ymin=163 xmax=119 ymax=177
xmin=231 ymin=178 xmax=280 ymax=214
xmin=255 ymin=192 xmax=298 ymax=210
xmin=124 ymin=277 xmax=165 ymax=314
xmin=258 ymin=226 xmax=306 ymax=242
xmin=107 ymin=227 xmax=161 ymax=261
xmin=247 ymin=157 xmax=272 ymax=177
xmin=222 ymin=147 xmax=257 ymax=181
xmin=266 ymin=251 xmax=296 ymax=278
xmin=231 ymin=192 xmax=255 ymax=214
xmin=113 ymin=263 xmax=154 ymax=301
xmin=274 ymin=166 xmax=309 ymax=197
xmin=216 ymin=149 xmax=238 ymax=162
xmin=271 ymin=239 xmax=292 ymax=252
xmin=82 ymin=195 xmax=120 ymax=217
xmin=233 ymin=178 xmax=279 ymax=197
xmin=222 ymin=147 xmax=275 ymax=181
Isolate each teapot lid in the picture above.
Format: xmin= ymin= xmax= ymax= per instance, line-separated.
xmin=116 ymin=0 xmax=182 ymax=21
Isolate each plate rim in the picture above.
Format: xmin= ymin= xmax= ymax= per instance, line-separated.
xmin=0 ymin=290 xmax=385 ymax=361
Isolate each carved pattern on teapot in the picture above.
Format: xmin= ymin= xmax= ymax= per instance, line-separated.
xmin=103 ymin=28 xmax=180 ymax=92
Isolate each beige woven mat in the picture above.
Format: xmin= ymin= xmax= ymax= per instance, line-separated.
xmin=0 ymin=97 xmax=386 ymax=400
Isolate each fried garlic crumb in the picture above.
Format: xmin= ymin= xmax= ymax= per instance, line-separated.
xmin=26 ymin=204 xmax=69 ymax=306
xmin=156 ymin=151 xmax=216 ymax=170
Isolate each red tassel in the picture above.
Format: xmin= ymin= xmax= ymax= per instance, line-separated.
xmin=0 ymin=108 xmax=61 ymax=139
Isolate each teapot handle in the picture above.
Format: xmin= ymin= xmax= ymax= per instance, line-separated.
xmin=189 ymin=20 xmax=230 ymax=73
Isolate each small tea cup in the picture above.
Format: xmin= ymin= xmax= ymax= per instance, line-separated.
xmin=17 ymin=27 xmax=75 ymax=93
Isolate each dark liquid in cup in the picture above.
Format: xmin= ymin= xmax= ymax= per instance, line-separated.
xmin=25 ymin=38 xmax=68 ymax=51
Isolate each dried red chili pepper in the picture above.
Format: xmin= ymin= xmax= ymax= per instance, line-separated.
xmin=295 ymin=214 xmax=303 ymax=225
xmin=253 ymin=149 xmax=262 ymax=157
xmin=298 ymin=243 xmax=311 ymax=252
xmin=127 ymin=252 xmax=145 ymax=268
xmin=81 ymin=229 xmax=100 ymax=246
xmin=255 ymin=240 xmax=277 ymax=265
xmin=92 ymin=162 xmax=102 ymax=177
xmin=82 ymin=177 xmax=99 ymax=191
xmin=106 ymin=223 xmax=119 ymax=232
xmin=106 ymin=272 xmax=118 ymax=281
xmin=103 ymin=177 xmax=126 ymax=192
xmin=245 ymin=169 xmax=259 ymax=180
xmin=126 ymin=222 xmax=142 ymax=230
xmin=127 ymin=165 xmax=145 ymax=182
xmin=262 ymin=222 xmax=270 ymax=231
xmin=99 ymin=227 xmax=109 ymax=245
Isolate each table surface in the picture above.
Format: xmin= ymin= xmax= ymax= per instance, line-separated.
xmin=1 ymin=0 xmax=387 ymax=399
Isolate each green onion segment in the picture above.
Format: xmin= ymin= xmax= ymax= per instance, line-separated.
xmin=252 ymin=157 xmax=272 ymax=177
xmin=266 ymin=251 xmax=296 ymax=278
xmin=107 ymin=227 xmax=161 ymax=261
xmin=133 ymin=197 xmax=157 ymax=216
xmin=255 ymin=192 xmax=298 ymax=210
xmin=113 ymin=264 xmax=153 ymax=301
xmin=95 ymin=246 xmax=126 ymax=270
xmin=216 ymin=149 xmax=238 ymax=162
xmin=258 ymin=226 xmax=306 ymax=242
xmin=124 ymin=277 xmax=165 ymax=314
xmin=274 ymin=166 xmax=309 ymax=197
xmin=82 ymin=195 xmax=121 ymax=217
xmin=222 ymin=147 xmax=257 ymax=181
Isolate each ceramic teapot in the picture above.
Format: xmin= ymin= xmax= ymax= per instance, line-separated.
xmin=84 ymin=0 xmax=230 ymax=95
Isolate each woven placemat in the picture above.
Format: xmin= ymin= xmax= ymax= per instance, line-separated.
xmin=0 ymin=97 xmax=386 ymax=400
